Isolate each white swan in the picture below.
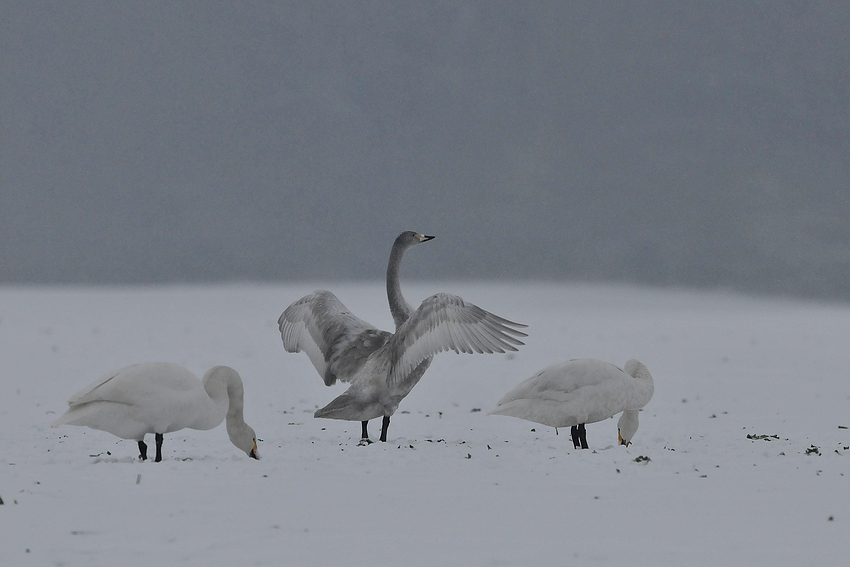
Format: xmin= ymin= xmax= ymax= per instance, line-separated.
xmin=278 ymin=231 xmax=528 ymax=443
xmin=52 ymin=362 xmax=260 ymax=461
xmin=489 ymin=359 xmax=653 ymax=448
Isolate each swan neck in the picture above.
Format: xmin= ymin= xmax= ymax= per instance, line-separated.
xmin=225 ymin=376 xmax=246 ymax=421
xmin=198 ymin=375 xmax=229 ymax=430
xmin=628 ymin=369 xmax=654 ymax=409
xmin=224 ymin=380 xmax=252 ymax=449
xmin=624 ymin=360 xmax=654 ymax=407
xmin=387 ymin=238 xmax=413 ymax=329
xmin=621 ymin=408 xmax=639 ymax=421
xmin=200 ymin=367 xmax=246 ymax=430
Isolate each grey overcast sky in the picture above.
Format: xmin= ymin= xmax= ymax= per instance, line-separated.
xmin=2 ymin=2 xmax=849 ymax=299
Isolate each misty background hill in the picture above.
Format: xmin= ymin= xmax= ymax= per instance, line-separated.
xmin=2 ymin=2 xmax=849 ymax=299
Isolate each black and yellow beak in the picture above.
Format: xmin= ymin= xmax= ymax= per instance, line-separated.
xmin=249 ymin=442 xmax=260 ymax=460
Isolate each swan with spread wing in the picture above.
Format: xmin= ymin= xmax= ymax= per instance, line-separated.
xmin=278 ymin=231 xmax=528 ymax=443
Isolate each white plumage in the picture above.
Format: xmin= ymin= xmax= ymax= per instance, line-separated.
xmin=490 ymin=359 xmax=654 ymax=448
xmin=278 ymin=231 xmax=528 ymax=442
xmin=52 ymin=362 xmax=260 ymax=461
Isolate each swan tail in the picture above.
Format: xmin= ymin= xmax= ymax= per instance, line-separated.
xmin=314 ymin=393 xmax=383 ymax=422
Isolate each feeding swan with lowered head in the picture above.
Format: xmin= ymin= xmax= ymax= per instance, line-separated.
xmin=278 ymin=231 xmax=528 ymax=443
xmin=52 ymin=362 xmax=260 ymax=461
xmin=490 ymin=359 xmax=654 ymax=449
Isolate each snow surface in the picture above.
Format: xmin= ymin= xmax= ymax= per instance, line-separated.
xmin=1 ymin=282 xmax=849 ymax=566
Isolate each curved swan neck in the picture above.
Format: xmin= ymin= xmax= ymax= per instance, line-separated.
xmin=387 ymin=237 xmax=414 ymax=330
xmin=199 ymin=366 xmax=248 ymax=429
xmin=196 ymin=369 xmax=230 ymax=430
xmin=205 ymin=366 xmax=258 ymax=458
xmin=624 ymin=360 xmax=655 ymax=408
xmin=225 ymin=374 xmax=246 ymax=421
xmin=619 ymin=409 xmax=639 ymax=427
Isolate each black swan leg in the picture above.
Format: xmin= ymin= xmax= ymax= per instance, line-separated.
xmin=578 ymin=423 xmax=589 ymax=449
xmin=571 ymin=425 xmax=580 ymax=449
xmin=379 ymin=415 xmax=390 ymax=442
xmin=138 ymin=440 xmax=148 ymax=461
xmin=358 ymin=421 xmax=373 ymax=445
xmin=154 ymin=433 xmax=164 ymax=462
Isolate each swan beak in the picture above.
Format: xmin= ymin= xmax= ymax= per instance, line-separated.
xmin=618 ymin=433 xmax=630 ymax=447
xmin=249 ymin=442 xmax=260 ymax=460
xmin=418 ymin=234 xmax=435 ymax=242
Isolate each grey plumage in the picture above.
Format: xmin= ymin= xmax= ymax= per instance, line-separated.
xmin=278 ymin=231 xmax=528 ymax=442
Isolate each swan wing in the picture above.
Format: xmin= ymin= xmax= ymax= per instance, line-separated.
xmin=490 ymin=359 xmax=650 ymax=427
xmin=278 ymin=290 xmax=389 ymax=385
xmin=53 ymin=363 xmax=218 ymax=439
xmin=64 ymin=365 xmax=133 ymax=406
xmin=494 ymin=359 xmax=621 ymax=406
xmin=386 ymin=293 xmax=527 ymax=385
xmin=65 ymin=362 xmax=197 ymax=407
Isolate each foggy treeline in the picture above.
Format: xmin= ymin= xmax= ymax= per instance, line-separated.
xmin=2 ymin=2 xmax=848 ymax=299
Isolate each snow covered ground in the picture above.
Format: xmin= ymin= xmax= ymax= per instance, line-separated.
xmin=1 ymin=282 xmax=848 ymax=566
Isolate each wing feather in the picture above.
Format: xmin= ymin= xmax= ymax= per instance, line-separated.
xmin=278 ymin=291 xmax=389 ymax=385
xmin=387 ymin=293 xmax=527 ymax=385
xmin=66 ymin=366 xmax=135 ymax=406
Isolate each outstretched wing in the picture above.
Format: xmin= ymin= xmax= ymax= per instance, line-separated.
xmin=386 ymin=293 xmax=528 ymax=385
xmin=278 ymin=290 xmax=390 ymax=385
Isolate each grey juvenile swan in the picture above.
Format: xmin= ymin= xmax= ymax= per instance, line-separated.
xmin=278 ymin=231 xmax=528 ymax=443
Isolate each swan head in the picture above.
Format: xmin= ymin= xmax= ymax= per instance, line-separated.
xmin=396 ymin=231 xmax=435 ymax=248
xmin=617 ymin=409 xmax=640 ymax=446
xmin=228 ymin=422 xmax=261 ymax=460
